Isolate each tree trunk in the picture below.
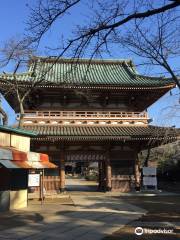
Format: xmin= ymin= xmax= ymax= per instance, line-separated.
xmin=105 ymin=149 xmax=112 ymax=191
xmin=59 ymin=149 xmax=65 ymax=192
xmin=144 ymin=148 xmax=151 ymax=167
xmin=0 ymin=107 xmax=8 ymax=125
xmin=134 ymin=157 xmax=141 ymax=190
xmin=18 ymin=101 xmax=24 ymax=128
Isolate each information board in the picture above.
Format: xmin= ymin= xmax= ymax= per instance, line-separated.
xmin=143 ymin=167 xmax=156 ymax=176
xmin=143 ymin=176 xmax=157 ymax=186
xmin=28 ymin=174 xmax=40 ymax=187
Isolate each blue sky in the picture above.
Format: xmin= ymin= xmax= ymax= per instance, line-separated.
xmin=0 ymin=0 xmax=179 ymax=127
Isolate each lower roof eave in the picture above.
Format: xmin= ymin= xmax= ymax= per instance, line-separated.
xmin=31 ymin=136 xmax=177 ymax=142
xmin=0 ymin=81 xmax=175 ymax=91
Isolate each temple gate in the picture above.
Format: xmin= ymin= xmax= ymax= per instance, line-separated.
xmin=0 ymin=57 xmax=177 ymax=192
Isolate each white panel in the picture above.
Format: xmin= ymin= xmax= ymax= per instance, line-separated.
xmin=28 ymin=174 xmax=40 ymax=187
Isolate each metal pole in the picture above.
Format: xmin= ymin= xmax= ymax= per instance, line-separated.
xmin=39 ymin=170 xmax=43 ymax=205
xmin=27 ymin=170 xmax=29 ymax=206
xmin=42 ymin=169 xmax=44 ymax=203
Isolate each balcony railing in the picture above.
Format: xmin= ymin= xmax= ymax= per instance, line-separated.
xmin=18 ymin=110 xmax=148 ymax=120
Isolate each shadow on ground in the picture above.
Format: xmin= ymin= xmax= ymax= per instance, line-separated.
xmin=0 ymin=211 xmax=44 ymax=231
xmin=0 ymin=193 xmax=144 ymax=240
xmin=103 ymin=195 xmax=180 ymax=240
xmin=1 ymin=192 xmax=180 ymax=240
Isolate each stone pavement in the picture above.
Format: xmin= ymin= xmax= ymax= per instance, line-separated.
xmin=66 ymin=178 xmax=98 ymax=192
xmin=104 ymin=194 xmax=180 ymax=240
xmin=0 ymin=191 xmax=146 ymax=240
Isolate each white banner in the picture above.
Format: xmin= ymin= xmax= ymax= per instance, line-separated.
xmin=28 ymin=174 xmax=40 ymax=187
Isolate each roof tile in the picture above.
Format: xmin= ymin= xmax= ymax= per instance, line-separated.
xmin=0 ymin=57 xmax=174 ymax=88
xmin=23 ymin=125 xmax=177 ymax=141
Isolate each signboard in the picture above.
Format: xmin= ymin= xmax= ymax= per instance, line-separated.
xmin=28 ymin=174 xmax=40 ymax=187
xmin=143 ymin=167 xmax=156 ymax=176
xmin=143 ymin=176 xmax=157 ymax=186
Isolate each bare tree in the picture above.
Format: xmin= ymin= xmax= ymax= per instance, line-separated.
xmin=121 ymin=10 xmax=180 ymax=87
xmin=0 ymin=37 xmax=34 ymax=68
xmin=0 ymin=94 xmax=8 ymax=125
xmin=0 ymin=37 xmax=34 ymax=127
xmin=0 ymin=37 xmax=94 ymax=127
xmin=25 ymin=0 xmax=180 ymax=85
xmin=0 ymin=37 xmax=57 ymax=127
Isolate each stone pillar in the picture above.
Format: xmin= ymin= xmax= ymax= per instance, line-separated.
xmin=60 ymin=149 xmax=65 ymax=192
xmin=105 ymin=151 xmax=112 ymax=191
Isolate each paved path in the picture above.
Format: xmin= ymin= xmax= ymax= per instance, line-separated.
xmin=0 ymin=179 xmax=146 ymax=240
xmin=66 ymin=178 xmax=98 ymax=192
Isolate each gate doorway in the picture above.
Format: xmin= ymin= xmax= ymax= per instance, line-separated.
xmin=65 ymin=152 xmax=105 ymax=192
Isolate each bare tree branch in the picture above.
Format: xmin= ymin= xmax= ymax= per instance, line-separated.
xmin=24 ymin=0 xmax=180 ymax=88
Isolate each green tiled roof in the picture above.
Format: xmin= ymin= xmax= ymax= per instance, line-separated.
xmin=0 ymin=125 xmax=37 ymax=137
xmin=0 ymin=57 xmax=174 ymax=88
xmin=23 ymin=125 xmax=177 ymax=141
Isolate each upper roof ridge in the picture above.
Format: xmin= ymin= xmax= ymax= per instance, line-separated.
xmin=29 ymin=56 xmax=134 ymax=66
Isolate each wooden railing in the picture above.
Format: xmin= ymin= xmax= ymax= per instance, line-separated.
xmin=18 ymin=110 xmax=148 ymax=120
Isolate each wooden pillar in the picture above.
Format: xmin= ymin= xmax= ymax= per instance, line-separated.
xmin=60 ymin=148 xmax=65 ymax=192
xmin=99 ymin=161 xmax=106 ymax=191
xmin=98 ymin=161 xmax=102 ymax=190
xmin=105 ymin=150 xmax=112 ymax=191
xmin=98 ymin=161 xmax=106 ymax=191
